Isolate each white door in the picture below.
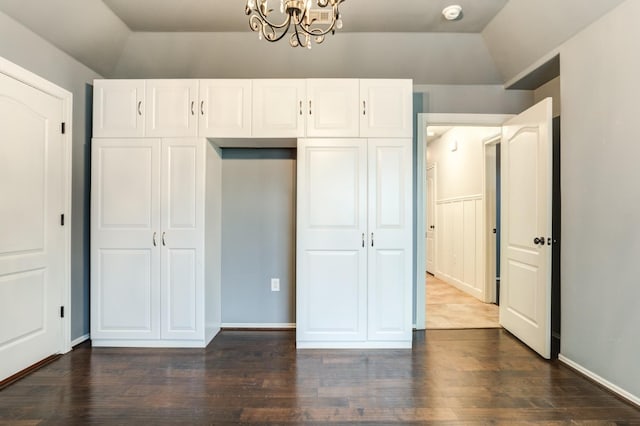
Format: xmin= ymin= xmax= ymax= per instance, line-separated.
xmin=426 ymin=165 xmax=436 ymax=273
xmin=91 ymin=139 xmax=161 ymax=340
xmin=500 ymin=98 xmax=553 ymax=359
xmin=252 ymin=79 xmax=305 ymax=137
xmin=297 ymin=138 xmax=367 ymax=342
xmin=160 ymin=139 xmax=205 ymax=341
xmin=93 ymin=80 xmax=145 ymax=138
xmin=306 ymin=79 xmax=359 ymax=137
xmin=199 ymin=80 xmax=251 ymax=137
xmin=0 ymin=73 xmax=64 ymax=381
xmin=360 ymin=80 xmax=413 ymax=138
xmin=146 ymin=80 xmax=199 ymax=137
xmin=367 ymin=139 xmax=412 ymax=341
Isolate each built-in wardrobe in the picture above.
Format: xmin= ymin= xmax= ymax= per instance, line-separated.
xmin=90 ymin=78 xmax=413 ymax=348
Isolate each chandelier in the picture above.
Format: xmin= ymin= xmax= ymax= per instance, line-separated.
xmin=245 ymin=0 xmax=345 ymax=49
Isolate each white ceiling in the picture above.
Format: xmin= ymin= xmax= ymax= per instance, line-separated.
xmin=0 ymin=0 xmax=629 ymax=83
xmin=102 ymin=0 xmax=508 ymax=33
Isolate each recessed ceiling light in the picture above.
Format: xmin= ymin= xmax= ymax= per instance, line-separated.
xmin=442 ymin=5 xmax=463 ymax=21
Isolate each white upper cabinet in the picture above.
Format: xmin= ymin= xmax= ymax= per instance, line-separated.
xmin=199 ymin=80 xmax=251 ymax=137
xmin=360 ymin=80 xmax=413 ymax=138
xmin=146 ymin=80 xmax=199 ymax=137
xmin=252 ymin=79 xmax=305 ymax=138
xmin=93 ymin=80 xmax=145 ymax=138
xmin=306 ymin=79 xmax=360 ymax=137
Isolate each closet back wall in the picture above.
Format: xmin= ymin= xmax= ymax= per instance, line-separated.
xmin=221 ymin=149 xmax=296 ymax=325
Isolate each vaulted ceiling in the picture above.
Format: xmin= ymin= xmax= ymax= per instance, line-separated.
xmin=0 ymin=0 xmax=628 ymax=84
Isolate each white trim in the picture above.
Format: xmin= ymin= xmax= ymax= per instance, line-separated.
xmin=91 ymin=340 xmax=213 ymax=348
xmin=0 ymin=55 xmax=73 ymax=355
xmin=414 ymin=115 xmax=427 ymax=330
xmin=297 ymin=341 xmax=412 ymax=349
xmin=221 ymin=323 xmax=296 ymax=329
xmin=71 ymin=334 xmax=90 ymax=347
xmin=559 ymin=354 xmax=640 ymax=407
xmin=436 ymin=194 xmax=483 ymax=204
xmin=423 ymin=113 xmax=514 ymax=127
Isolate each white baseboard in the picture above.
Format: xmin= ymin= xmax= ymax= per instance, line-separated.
xmin=71 ymin=334 xmax=90 ymax=347
xmin=559 ymin=354 xmax=640 ymax=407
xmin=221 ymin=323 xmax=296 ymax=329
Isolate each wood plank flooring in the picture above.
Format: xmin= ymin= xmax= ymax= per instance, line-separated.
xmin=427 ymin=275 xmax=500 ymax=329
xmin=0 ymin=330 xmax=639 ymax=424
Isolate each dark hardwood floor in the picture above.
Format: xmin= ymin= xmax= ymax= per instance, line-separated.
xmin=0 ymin=329 xmax=639 ymax=424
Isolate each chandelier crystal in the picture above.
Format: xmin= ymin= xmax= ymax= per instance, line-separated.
xmin=245 ymin=0 xmax=345 ymax=49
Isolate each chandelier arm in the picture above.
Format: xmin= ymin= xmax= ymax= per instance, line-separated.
xmin=265 ymin=18 xmax=294 ymax=43
xmin=249 ymin=0 xmax=293 ymax=29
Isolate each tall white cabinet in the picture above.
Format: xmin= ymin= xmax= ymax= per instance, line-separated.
xmin=296 ymin=137 xmax=413 ymax=348
xmin=91 ymin=137 xmax=221 ymax=347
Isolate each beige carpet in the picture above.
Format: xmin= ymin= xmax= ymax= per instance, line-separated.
xmin=426 ymin=274 xmax=501 ymax=329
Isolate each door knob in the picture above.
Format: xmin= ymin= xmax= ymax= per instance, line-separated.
xmin=533 ymin=237 xmax=545 ymax=245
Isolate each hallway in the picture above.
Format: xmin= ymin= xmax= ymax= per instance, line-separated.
xmin=426 ymin=274 xmax=500 ymax=329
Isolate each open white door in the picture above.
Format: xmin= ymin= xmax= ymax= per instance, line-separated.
xmin=425 ymin=165 xmax=436 ymax=274
xmin=500 ymin=98 xmax=553 ymax=359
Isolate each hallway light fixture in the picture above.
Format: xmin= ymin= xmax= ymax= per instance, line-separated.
xmin=245 ymin=0 xmax=345 ymax=49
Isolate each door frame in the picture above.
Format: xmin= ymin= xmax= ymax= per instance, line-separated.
xmin=425 ymin=162 xmax=437 ymax=275
xmin=0 ymin=56 xmax=73 ymax=354
xmin=415 ymin=113 xmax=512 ymax=329
xmin=482 ymin=134 xmax=501 ymax=303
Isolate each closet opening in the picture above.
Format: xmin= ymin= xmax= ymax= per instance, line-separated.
xmin=219 ymin=147 xmax=297 ymax=329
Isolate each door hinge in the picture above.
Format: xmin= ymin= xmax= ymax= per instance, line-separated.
xmin=60 ymin=306 xmax=65 ymax=318
xmin=60 ymin=214 xmax=65 ymax=226
xmin=61 ymin=122 xmax=66 ymax=134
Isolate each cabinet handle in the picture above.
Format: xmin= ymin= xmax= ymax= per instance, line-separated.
xmin=162 ymin=232 xmax=166 ymax=246
xmin=191 ymin=101 xmax=195 ymax=116
xmin=137 ymin=101 xmax=142 ymax=116
xmin=153 ymin=232 xmax=157 ymax=247
xmin=309 ymin=100 xmax=312 ymax=115
xmin=299 ymin=100 xmax=303 ymax=116
xmin=363 ymin=100 xmax=366 ymax=116
xmin=361 ymin=233 xmax=365 ymax=248
xmin=200 ymin=101 xmax=205 ymax=116
xmin=371 ymin=232 xmax=374 ymax=247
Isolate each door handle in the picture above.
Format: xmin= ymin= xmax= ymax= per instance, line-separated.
xmin=371 ymin=232 xmax=374 ymax=247
xmin=153 ymin=232 xmax=157 ymax=247
xmin=299 ymin=100 xmax=303 ymax=116
xmin=137 ymin=101 xmax=143 ymax=116
xmin=361 ymin=233 xmax=365 ymax=248
xmin=191 ymin=101 xmax=195 ymax=116
xmin=162 ymin=232 xmax=166 ymax=246
xmin=363 ymin=100 xmax=366 ymax=116
xmin=200 ymin=100 xmax=205 ymax=115
xmin=533 ymin=237 xmax=545 ymax=246
xmin=309 ymin=100 xmax=312 ymax=115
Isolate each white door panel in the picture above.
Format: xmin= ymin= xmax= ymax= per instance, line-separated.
xmin=306 ymin=80 xmax=359 ymax=137
xmin=93 ymin=80 xmax=145 ymax=138
xmin=146 ymin=80 xmax=198 ymax=137
xmin=0 ymin=72 xmax=64 ymax=380
xmin=297 ymin=139 xmax=367 ymax=342
xmin=91 ymin=139 xmax=161 ymax=340
xmin=199 ymin=80 xmax=251 ymax=137
xmin=500 ymin=98 xmax=553 ymax=359
xmin=160 ymin=139 xmax=204 ymax=340
xmin=252 ymin=79 xmax=305 ymax=137
xmin=360 ymin=80 xmax=412 ymax=137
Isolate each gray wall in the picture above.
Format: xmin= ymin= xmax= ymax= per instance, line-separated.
xmin=221 ymin=149 xmax=296 ymax=324
xmin=0 ymin=11 xmax=101 ymax=341
xmin=559 ymin=0 xmax=640 ymax=399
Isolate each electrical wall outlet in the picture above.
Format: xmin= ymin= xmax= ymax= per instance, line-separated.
xmin=271 ymin=278 xmax=280 ymax=292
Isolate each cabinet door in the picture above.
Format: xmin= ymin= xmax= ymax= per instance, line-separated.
xmin=146 ymin=80 xmax=199 ymax=137
xmin=367 ymin=138 xmax=413 ymax=341
xmin=160 ymin=139 xmax=205 ymax=341
xmin=252 ymin=79 xmax=305 ymax=137
xmin=91 ymin=139 xmax=161 ymax=340
xmin=306 ymin=79 xmax=359 ymax=137
xmin=199 ymin=80 xmax=251 ymax=137
xmin=360 ymin=80 xmax=413 ymax=138
xmin=93 ymin=80 xmax=145 ymax=137
xmin=297 ymin=138 xmax=367 ymax=343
